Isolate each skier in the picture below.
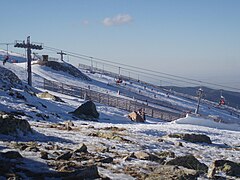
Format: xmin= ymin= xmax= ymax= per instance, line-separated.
xmin=3 ymin=55 xmax=9 ymax=65
xmin=218 ymin=96 xmax=225 ymax=106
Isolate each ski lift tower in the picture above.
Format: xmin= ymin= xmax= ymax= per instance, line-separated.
xmin=14 ymin=36 xmax=43 ymax=86
xmin=195 ymin=88 xmax=204 ymax=114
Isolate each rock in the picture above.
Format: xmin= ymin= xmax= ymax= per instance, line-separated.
xmin=168 ymin=133 xmax=212 ymax=144
xmin=133 ymin=151 xmax=151 ymax=160
xmin=182 ymin=134 xmax=212 ymax=144
xmin=166 ymin=155 xmax=208 ymax=173
xmin=40 ymin=151 xmax=48 ymax=160
xmin=37 ymin=91 xmax=65 ymax=103
xmin=57 ymin=151 xmax=73 ymax=160
xmin=128 ymin=111 xmax=144 ymax=122
xmin=25 ymin=146 xmax=40 ymax=152
xmin=61 ymin=165 xmax=100 ymax=179
xmin=156 ymin=151 xmax=175 ymax=158
xmin=36 ymin=113 xmax=49 ymax=120
xmin=0 ymin=151 xmax=23 ymax=159
xmin=98 ymin=157 xmax=114 ymax=163
xmin=146 ymin=165 xmax=199 ymax=180
xmin=74 ymin=143 xmax=88 ymax=153
xmin=208 ymin=160 xmax=240 ymax=178
xmin=70 ymin=101 xmax=99 ymax=119
xmin=0 ymin=113 xmax=32 ymax=135
xmin=102 ymin=126 xmax=126 ymax=131
xmin=0 ymin=66 xmax=22 ymax=90
xmin=175 ymin=142 xmax=184 ymax=147
xmin=88 ymin=131 xmax=131 ymax=143
xmin=133 ymin=151 xmax=165 ymax=163
xmin=64 ymin=120 xmax=74 ymax=131
xmin=123 ymin=153 xmax=135 ymax=161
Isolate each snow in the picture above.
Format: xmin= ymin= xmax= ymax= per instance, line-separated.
xmin=0 ymin=59 xmax=240 ymax=178
xmin=174 ymin=114 xmax=240 ymax=131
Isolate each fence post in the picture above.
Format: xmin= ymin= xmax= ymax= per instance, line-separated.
xmin=151 ymin=109 xmax=154 ymax=117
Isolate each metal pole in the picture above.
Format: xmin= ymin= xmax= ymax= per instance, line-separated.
xmin=27 ymin=36 xmax=32 ymax=86
xmin=6 ymin=44 xmax=9 ymax=55
xmin=60 ymin=51 xmax=63 ymax=61
xmin=118 ymin=67 xmax=121 ymax=78
xmin=90 ymin=57 xmax=93 ymax=72
xmin=195 ymin=88 xmax=203 ymax=114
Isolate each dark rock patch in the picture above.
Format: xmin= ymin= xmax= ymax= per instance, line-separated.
xmin=208 ymin=160 xmax=240 ymax=178
xmin=146 ymin=165 xmax=199 ymax=180
xmin=168 ymin=133 xmax=212 ymax=144
xmin=70 ymin=100 xmax=99 ymax=120
xmin=166 ymin=155 xmax=208 ymax=173
xmin=0 ymin=113 xmax=32 ymax=135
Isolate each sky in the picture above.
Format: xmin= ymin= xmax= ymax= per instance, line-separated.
xmin=0 ymin=0 xmax=240 ymax=89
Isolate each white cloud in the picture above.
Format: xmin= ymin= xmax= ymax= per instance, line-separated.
xmin=102 ymin=14 xmax=133 ymax=27
xmin=82 ymin=20 xmax=89 ymax=26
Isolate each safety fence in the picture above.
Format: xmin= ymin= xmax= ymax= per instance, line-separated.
xmin=43 ymin=78 xmax=182 ymax=121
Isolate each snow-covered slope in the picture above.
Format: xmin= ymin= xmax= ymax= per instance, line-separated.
xmin=0 ymin=61 xmax=239 ymax=179
xmin=0 ymin=49 xmax=26 ymax=63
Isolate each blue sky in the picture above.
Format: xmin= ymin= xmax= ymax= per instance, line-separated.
xmin=1 ymin=0 xmax=240 ymax=88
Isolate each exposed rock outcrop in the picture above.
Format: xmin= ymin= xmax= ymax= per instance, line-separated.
xmin=37 ymin=91 xmax=65 ymax=102
xmin=165 ymin=155 xmax=208 ymax=173
xmin=208 ymin=159 xmax=240 ymax=178
xmin=0 ymin=66 xmax=22 ymax=90
xmin=146 ymin=165 xmax=199 ymax=180
xmin=70 ymin=101 xmax=99 ymax=120
xmin=168 ymin=133 xmax=212 ymax=144
xmin=128 ymin=111 xmax=144 ymax=122
xmin=0 ymin=112 xmax=32 ymax=135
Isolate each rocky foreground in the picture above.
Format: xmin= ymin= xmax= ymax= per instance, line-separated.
xmin=0 ymin=112 xmax=240 ymax=179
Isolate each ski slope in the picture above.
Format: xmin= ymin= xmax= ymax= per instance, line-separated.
xmin=0 ymin=59 xmax=239 ymax=179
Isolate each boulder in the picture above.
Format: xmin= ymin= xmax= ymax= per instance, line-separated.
xmin=56 ymin=151 xmax=73 ymax=160
xmin=208 ymin=160 xmax=240 ymax=178
xmin=133 ymin=151 xmax=165 ymax=163
xmin=146 ymin=165 xmax=199 ymax=180
xmin=182 ymin=134 xmax=212 ymax=144
xmin=37 ymin=91 xmax=65 ymax=103
xmin=128 ymin=111 xmax=144 ymax=122
xmin=0 ymin=151 xmax=23 ymax=159
xmin=40 ymin=151 xmax=49 ymax=160
xmin=166 ymin=155 xmax=208 ymax=173
xmin=0 ymin=113 xmax=32 ymax=135
xmin=61 ymin=165 xmax=100 ymax=179
xmin=156 ymin=151 xmax=175 ymax=158
xmin=97 ymin=156 xmax=114 ymax=163
xmin=74 ymin=143 xmax=88 ymax=153
xmin=168 ymin=133 xmax=212 ymax=144
xmin=70 ymin=101 xmax=99 ymax=119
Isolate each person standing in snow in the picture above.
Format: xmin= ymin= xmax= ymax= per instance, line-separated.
xmin=3 ymin=55 xmax=9 ymax=65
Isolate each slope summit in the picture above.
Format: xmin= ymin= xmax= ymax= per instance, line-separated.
xmin=39 ymin=61 xmax=91 ymax=81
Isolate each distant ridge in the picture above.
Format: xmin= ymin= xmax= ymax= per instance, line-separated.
xmin=166 ymin=86 xmax=240 ymax=109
